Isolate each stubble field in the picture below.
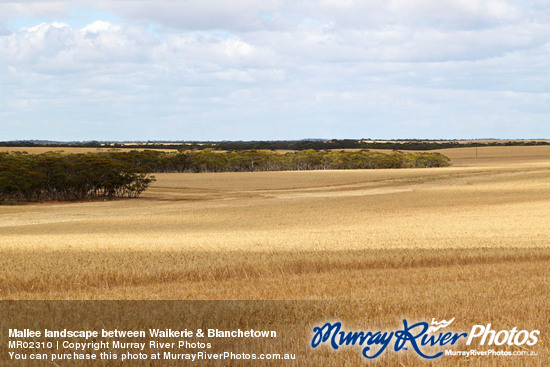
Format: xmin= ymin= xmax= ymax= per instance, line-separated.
xmin=0 ymin=146 xmax=549 ymax=365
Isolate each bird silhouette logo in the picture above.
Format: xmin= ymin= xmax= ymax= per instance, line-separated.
xmin=427 ymin=318 xmax=455 ymax=333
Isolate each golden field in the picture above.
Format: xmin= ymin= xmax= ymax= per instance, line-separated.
xmin=1 ymin=146 xmax=549 ymax=365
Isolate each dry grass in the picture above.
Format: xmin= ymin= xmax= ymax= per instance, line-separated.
xmin=1 ymin=147 xmax=549 ymax=365
xmin=1 ymin=248 xmax=548 ymax=300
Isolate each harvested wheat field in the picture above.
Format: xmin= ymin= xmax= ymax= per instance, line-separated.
xmin=1 ymin=146 xmax=549 ymax=365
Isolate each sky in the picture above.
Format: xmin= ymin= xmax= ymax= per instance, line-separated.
xmin=1 ymin=0 xmax=550 ymax=141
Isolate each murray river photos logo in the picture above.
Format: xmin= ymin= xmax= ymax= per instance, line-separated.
xmin=311 ymin=318 xmax=540 ymax=359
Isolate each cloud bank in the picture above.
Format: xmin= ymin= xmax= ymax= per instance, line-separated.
xmin=1 ymin=0 xmax=549 ymax=140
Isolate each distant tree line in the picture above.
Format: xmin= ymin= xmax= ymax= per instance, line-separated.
xmin=0 ymin=152 xmax=155 ymax=203
xmin=204 ymin=139 xmax=550 ymax=151
xmin=97 ymin=149 xmax=451 ymax=173
xmin=1 ymin=139 xmax=548 ymax=151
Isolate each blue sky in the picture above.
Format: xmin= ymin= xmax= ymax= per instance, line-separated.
xmin=1 ymin=1 xmax=550 ymax=141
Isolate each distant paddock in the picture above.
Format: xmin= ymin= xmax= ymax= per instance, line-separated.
xmin=2 ymin=145 xmax=550 ymax=166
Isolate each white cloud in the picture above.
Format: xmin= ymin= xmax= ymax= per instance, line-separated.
xmin=0 ymin=21 xmax=155 ymax=72
xmin=81 ymin=20 xmax=119 ymax=33
xmin=0 ymin=1 xmax=69 ymax=19
xmin=89 ymin=0 xmax=527 ymax=31
xmin=94 ymin=0 xmax=282 ymax=31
